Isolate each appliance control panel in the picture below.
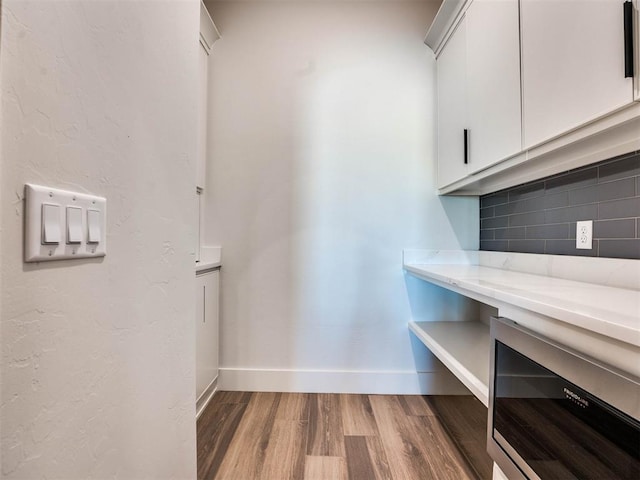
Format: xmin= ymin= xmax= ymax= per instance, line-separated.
xmin=24 ymin=184 xmax=106 ymax=262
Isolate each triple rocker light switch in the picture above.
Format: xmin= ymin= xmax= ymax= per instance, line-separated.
xmin=25 ymin=184 xmax=107 ymax=262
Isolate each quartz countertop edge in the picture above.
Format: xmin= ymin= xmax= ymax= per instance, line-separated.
xmin=404 ymin=262 xmax=640 ymax=348
xmin=195 ymin=246 xmax=222 ymax=272
xmin=195 ymin=260 xmax=221 ymax=272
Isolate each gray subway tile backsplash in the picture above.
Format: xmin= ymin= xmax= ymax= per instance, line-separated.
xmin=598 ymin=197 xmax=640 ymax=220
xmin=508 ymin=240 xmax=545 ymax=254
xmin=545 ymin=166 xmax=597 ymax=193
xmin=567 ymin=184 xmax=598 ymax=206
xmin=480 ymin=229 xmax=494 ymax=240
xmin=481 ymin=216 xmax=509 ymax=229
xmin=479 ymin=150 xmax=640 ymax=259
xmin=495 ymin=227 xmax=526 ymax=240
xmin=480 ymin=207 xmax=494 ymax=219
xmin=480 ymin=240 xmax=509 ymax=251
xmin=508 ymin=181 xmax=545 ymax=202
xmin=566 ymin=178 xmax=635 ymax=208
xmin=480 ymin=192 xmax=508 ymax=208
xmin=544 ymin=204 xmax=598 ymax=224
xmin=543 ymin=191 xmax=569 ymax=209
xmin=598 ymin=239 xmax=640 ymax=259
xmin=496 ymin=197 xmax=545 ymax=216
xmin=545 ymin=239 xmax=599 ymax=257
xmin=526 ymin=223 xmax=570 ymax=240
xmin=593 ymin=219 xmax=636 ymax=239
xmin=509 ymin=211 xmax=545 ymax=227
xmin=597 ymin=153 xmax=640 ymax=182
xmin=595 ymin=177 xmax=636 ymax=202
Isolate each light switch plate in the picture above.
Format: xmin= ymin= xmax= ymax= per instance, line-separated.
xmin=25 ymin=184 xmax=107 ymax=262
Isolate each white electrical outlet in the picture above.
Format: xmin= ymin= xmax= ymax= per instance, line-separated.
xmin=576 ymin=220 xmax=593 ymax=250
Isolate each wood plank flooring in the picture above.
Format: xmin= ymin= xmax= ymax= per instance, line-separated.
xmin=197 ymin=392 xmax=492 ymax=480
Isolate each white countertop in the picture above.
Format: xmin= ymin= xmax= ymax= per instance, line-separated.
xmin=196 ymin=260 xmax=221 ymax=272
xmin=196 ymin=246 xmax=222 ymax=273
xmin=404 ymin=251 xmax=640 ymax=348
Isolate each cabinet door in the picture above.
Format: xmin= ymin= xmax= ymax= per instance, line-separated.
xmin=466 ymin=0 xmax=521 ymax=173
xmin=437 ymin=16 xmax=468 ymax=188
xmin=196 ymin=270 xmax=219 ymax=401
xmin=197 ymin=42 xmax=209 ymax=191
xmin=521 ymin=0 xmax=634 ymax=149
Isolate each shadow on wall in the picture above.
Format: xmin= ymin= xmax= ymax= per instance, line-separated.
xmin=205 ymin=0 xmax=479 ymax=382
xmin=287 ymin=48 xmax=442 ymax=370
xmin=440 ymin=195 xmax=481 ymax=251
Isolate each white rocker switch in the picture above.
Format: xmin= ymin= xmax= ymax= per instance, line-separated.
xmin=66 ymin=206 xmax=83 ymax=244
xmin=42 ymin=203 xmax=61 ymax=245
xmin=87 ymin=209 xmax=101 ymax=244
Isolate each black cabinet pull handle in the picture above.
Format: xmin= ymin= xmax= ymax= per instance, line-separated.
xmin=463 ymin=129 xmax=469 ymax=165
xmin=624 ymin=1 xmax=634 ymax=78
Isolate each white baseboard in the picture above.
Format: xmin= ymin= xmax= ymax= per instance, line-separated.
xmin=492 ymin=463 xmax=509 ymax=480
xmin=218 ymin=368 xmax=471 ymax=395
xmin=196 ymin=376 xmax=218 ymax=419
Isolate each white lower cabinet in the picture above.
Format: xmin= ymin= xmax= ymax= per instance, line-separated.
xmin=196 ymin=269 xmax=219 ymax=408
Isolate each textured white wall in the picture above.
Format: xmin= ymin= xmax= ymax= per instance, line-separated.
xmin=205 ymin=1 xmax=479 ymax=392
xmin=1 ymin=1 xmax=199 ymax=478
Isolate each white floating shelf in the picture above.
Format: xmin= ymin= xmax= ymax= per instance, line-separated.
xmin=409 ymin=320 xmax=490 ymax=406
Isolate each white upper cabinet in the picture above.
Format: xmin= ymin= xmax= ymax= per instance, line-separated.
xmin=437 ymin=17 xmax=468 ymax=188
xmin=197 ymin=44 xmax=209 ymax=192
xmin=436 ymin=0 xmax=521 ymax=188
xmin=466 ymin=0 xmax=521 ymax=174
xmin=428 ymin=0 xmax=640 ymax=194
xmin=197 ymin=1 xmax=221 ymax=191
xmin=521 ymin=0 xmax=635 ymax=149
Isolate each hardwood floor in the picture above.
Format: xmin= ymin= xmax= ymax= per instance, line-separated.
xmin=197 ymin=392 xmax=492 ymax=480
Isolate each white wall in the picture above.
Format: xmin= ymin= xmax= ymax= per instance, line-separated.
xmin=205 ymin=1 xmax=479 ymax=393
xmin=1 ymin=1 xmax=199 ymax=478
